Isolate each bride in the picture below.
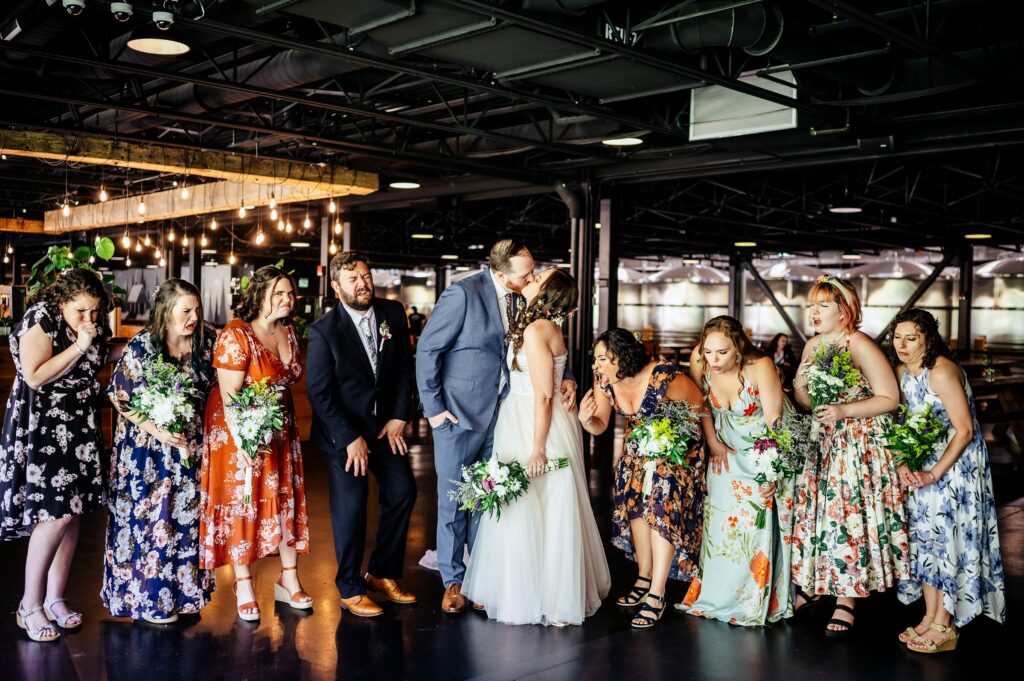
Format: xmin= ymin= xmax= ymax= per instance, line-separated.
xmin=462 ymin=268 xmax=611 ymax=626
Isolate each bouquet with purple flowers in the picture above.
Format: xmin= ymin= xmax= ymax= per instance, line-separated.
xmin=882 ymin=403 xmax=949 ymax=472
xmin=128 ymin=355 xmax=200 ymax=467
xmin=448 ymin=456 xmax=569 ymax=520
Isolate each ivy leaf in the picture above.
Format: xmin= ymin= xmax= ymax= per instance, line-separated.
xmin=94 ymin=237 xmax=115 ymax=261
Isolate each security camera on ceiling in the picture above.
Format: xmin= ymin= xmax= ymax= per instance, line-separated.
xmin=62 ymin=0 xmax=85 ymax=16
xmin=110 ymin=2 xmax=133 ymax=22
xmin=153 ymin=10 xmax=174 ymax=30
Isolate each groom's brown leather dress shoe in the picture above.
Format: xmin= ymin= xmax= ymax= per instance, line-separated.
xmin=340 ymin=594 xmax=383 ymax=618
xmin=441 ymin=584 xmax=466 ymax=614
xmin=365 ymin=574 xmax=417 ymax=604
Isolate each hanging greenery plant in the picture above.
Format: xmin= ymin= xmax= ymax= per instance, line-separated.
xmin=27 ymin=236 xmax=126 ymax=306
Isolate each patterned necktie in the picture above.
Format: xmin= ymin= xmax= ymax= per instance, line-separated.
xmin=359 ymin=315 xmax=378 ymax=374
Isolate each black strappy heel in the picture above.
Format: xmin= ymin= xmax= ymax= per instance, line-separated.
xmin=824 ymin=603 xmax=856 ymax=638
xmin=630 ymin=593 xmax=666 ymax=629
xmin=793 ymin=586 xmax=824 ymax=617
xmin=616 ymin=576 xmax=652 ymax=608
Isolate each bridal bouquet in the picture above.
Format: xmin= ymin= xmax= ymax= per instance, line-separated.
xmin=129 ymin=355 xmax=199 ymax=467
xmin=449 ymin=456 xmax=569 ymax=520
xmin=882 ymin=403 xmax=949 ymax=472
xmin=627 ymin=400 xmax=702 ymax=497
xmin=224 ymin=377 xmax=285 ymax=504
xmin=745 ymin=414 xmax=812 ymax=528
xmin=805 ymin=340 xmax=865 ymax=410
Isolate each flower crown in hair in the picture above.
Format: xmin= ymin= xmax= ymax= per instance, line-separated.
xmin=816 ymin=275 xmax=854 ymax=307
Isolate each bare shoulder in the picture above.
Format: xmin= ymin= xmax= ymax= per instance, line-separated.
xmin=666 ymin=371 xmax=701 ymax=403
xmin=524 ymin=318 xmax=559 ymax=341
xmin=929 ymin=356 xmax=964 ymax=389
xmin=848 ymin=330 xmax=879 ymax=351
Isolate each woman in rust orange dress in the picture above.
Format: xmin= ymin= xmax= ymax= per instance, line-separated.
xmin=199 ymin=265 xmax=311 ymax=621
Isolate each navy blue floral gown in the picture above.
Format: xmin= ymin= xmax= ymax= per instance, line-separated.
xmin=100 ymin=329 xmax=217 ymax=619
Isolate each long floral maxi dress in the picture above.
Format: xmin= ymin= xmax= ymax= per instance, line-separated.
xmin=678 ymin=376 xmax=795 ymax=625
xmin=101 ymin=329 xmax=217 ymax=619
xmin=603 ymin=364 xmax=705 ymax=581
xmin=198 ymin=319 xmax=308 ymax=568
xmin=0 ymin=302 xmax=107 ymax=540
xmin=896 ymin=368 xmax=1005 ymax=627
xmin=791 ymin=349 xmax=909 ymax=597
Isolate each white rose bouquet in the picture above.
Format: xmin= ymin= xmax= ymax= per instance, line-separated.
xmin=129 ymin=355 xmax=200 ymax=467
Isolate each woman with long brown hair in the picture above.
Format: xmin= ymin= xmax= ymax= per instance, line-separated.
xmin=102 ymin=278 xmax=216 ymax=624
xmin=678 ymin=315 xmax=796 ymax=625
xmin=199 ymin=265 xmax=310 ymax=621
xmin=462 ymin=269 xmax=610 ymax=626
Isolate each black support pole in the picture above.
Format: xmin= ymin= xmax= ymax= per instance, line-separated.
xmin=744 ymin=261 xmax=806 ymax=343
xmin=957 ymin=245 xmax=974 ymax=359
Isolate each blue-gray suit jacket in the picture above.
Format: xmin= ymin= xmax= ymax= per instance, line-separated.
xmin=416 ymin=270 xmax=508 ymax=433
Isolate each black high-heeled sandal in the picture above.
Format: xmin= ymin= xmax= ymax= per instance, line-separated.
xmin=824 ymin=603 xmax=856 ymax=638
xmin=631 ymin=593 xmax=666 ymax=629
xmin=616 ymin=576 xmax=652 ymax=608
xmin=793 ymin=587 xmax=823 ymax=617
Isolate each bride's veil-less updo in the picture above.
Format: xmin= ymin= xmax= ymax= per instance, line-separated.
xmin=508 ymin=269 xmax=578 ymax=371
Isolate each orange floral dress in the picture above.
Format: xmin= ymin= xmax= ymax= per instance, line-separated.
xmin=198 ymin=319 xmax=309 ymax=568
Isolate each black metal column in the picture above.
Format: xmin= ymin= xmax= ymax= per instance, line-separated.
xmin=957 ymin=245 xmax=974 ymax=359
xmin=728 ymin=253 xmax=746 ymax=323
xmin=433 ymin=265 xmax=447 ymax=302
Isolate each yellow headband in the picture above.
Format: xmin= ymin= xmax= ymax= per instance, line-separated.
xmin=816 ymin=275 xmax=855 ymax=307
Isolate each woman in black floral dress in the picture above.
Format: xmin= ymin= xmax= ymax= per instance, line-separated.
xmin=0 ymin=269 xmax=109 ymax=642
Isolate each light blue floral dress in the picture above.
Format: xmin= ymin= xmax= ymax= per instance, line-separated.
xmin=896 ymin=367 xmax=1006 ymax=627
xmin=100 ymin=329 xmax=217 ymax=619
xmin=677 ymin=375 xmax=795 ymax=625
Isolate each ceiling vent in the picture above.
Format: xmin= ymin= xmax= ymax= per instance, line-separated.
xmin=689 ymin=70 xmax=797 ymax=141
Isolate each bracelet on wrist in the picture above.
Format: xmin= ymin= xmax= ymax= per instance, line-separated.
xmin=928 ymin=470 xmax=938 ymax=483
xmin=74 ymin=341 xmax=87 ymax=355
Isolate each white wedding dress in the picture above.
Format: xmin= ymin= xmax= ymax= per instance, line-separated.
xmin=461 ymin=348 xmax=611 ymax=626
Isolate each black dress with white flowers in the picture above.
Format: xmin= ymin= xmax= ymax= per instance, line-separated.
xmin=0 ymin=302 xmax=107 ymax=540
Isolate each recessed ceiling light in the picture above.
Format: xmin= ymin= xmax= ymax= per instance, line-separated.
xmin=389 ymin=181 xmax=421 ymax=190
xmin=455 ymin=266 xmax=471 ymax=272
xmin=829 ymin=206 xmax=862 ymax=214
xmin=556 ymin=262 xmax=572 ymax=268
xmin=965 ymin=233 xmax=991 ymax=240
xmin=290 ymin=241 xmax=310 ymax=248
xmin=411 ymin=233 xmax=434 ymax=239
xmin=467 ymin=244 xmax=485 ymax=250
xmin=441 ymin=254 xmax=459 ymax=260
xmin=683 ymin=258 xmax=699 ymax=265
xmin=841 ymin=252 xmax=862 ymax=260
xmin=602 ymin=136 xmax=644 ymax=147
xmin=594 ymin=222 xmax=602 ymax=230
xmin=734 ymin=241 xmax=757 ymax=247
xmin=201 ymin=249 xmax=217 ymax=255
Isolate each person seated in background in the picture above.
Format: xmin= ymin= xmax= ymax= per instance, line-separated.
xmin=764 ymin=333 xmax=797 ymax=389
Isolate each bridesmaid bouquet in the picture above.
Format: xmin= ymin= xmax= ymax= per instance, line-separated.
xmin=746 ymin=415 xmax=812 ymax=528
xmin=224 ymin=377 xmax=285 ymax=504
xmin=882 ymin=403 xmax=949 ymax=472
xmin=129 ymin=355 xmax=200 ymax=467
xmin=805 ymin=340 xmax=864 ymax=410
xmin=449 ymin=456 xmax=570 ymax=520
xmin=627 ymin=400 xmax=702 ymax=497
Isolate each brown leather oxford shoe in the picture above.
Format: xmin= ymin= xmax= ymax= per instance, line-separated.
xmin=441 ymin=583 xmax=466 ymax=614
xmin=339 ymin=594 xmax=383 ymax=618
xmin=365 ymin=573 xmax=417 ymax=604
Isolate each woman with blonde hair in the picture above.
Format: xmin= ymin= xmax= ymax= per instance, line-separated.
xmin=103 ymin=278 xmax=216 ymax=624
xmin=790 ymin=277 xmax=909 ymax=636
xmin=678 ymin=315 xmax=796 ymax=625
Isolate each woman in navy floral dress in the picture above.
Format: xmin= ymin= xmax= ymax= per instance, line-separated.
xmin=101 ymin=279 xmax=216 ymax=624
xmin=889 ymin=309 xmax=1005 ymax=654
xmin=0 ymin=270 xmax=109 ymax=641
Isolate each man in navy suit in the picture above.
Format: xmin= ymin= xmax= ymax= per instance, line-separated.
xmin=416 ymin=239 xmax=576 ymax=614
xmin=307 ymin=251 xmax=417 ymax=617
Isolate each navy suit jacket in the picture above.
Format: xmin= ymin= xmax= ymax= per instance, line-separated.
xmin=306 ymin=298 xmax=414 ymax=453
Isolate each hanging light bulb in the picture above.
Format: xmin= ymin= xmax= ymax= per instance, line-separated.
xmin=182 ymin=235 xmax=189 ymax=247
xmin=210 ymin=218 xmax=218 ymax=231
xmin=143 ymin=234 xmax=152 ymax=247
xmin=154 ymin=246 xmax=161 ymax=258
xmin=135 ymin=241 xmax=142 ymax=253
xmin=328 ymin=198 xmax=336 ymax=214
xmin=180 ymin=185 xmax=190 ymax=200
xmin=200 ymin=234 xmax=208 ymax=247
xmin=286 ymin=221 xmax=293 ymax=234
xmin=6 ymin=244 xmax=12 ymax=254
xmin=99 ymin=186 xmax=108 ymax=202
xmin=121 ymin=232 xmax=131 ymax=248
xmin=255 ymin=231 xmax=265 ymax=245
xmin=89 ymin=255 xmax=95 ymax=264
xmin=61 ymin=201 xmax=70 ymax=217
xmin=159 ymin=256 xmax=166 ymax=268
xmin=126 ymin=255 xmax=132 ymax=267
xmin=228 ymin=252 xmax=237 ymax=265
xmin=334 ymin=220 xmax=342 ymax=235
xmin=270 ymin=207 xmax=278 ymax=221
xmin=168 ymin=229 xmax=175 ymax=242
xmin=303 ymin=215 xmax=311 ymax=230
xmin=2 ymin=254 xmax=8 ymax=264
xmin=269 ymin=194 xmax=276 ymax=210
xmin=277 ymin=219 xmax=285 ymax=232
xmin=329 ymin=241 xmax=338 ymax=255
xmin=238 ymin=205 xmax=246 ymax=218
xmin=138 ymin=199 xmax=146 ymax=215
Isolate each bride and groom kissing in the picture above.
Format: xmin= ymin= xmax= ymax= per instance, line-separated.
xmin=417 ymin=239 xmax=611 ymax=626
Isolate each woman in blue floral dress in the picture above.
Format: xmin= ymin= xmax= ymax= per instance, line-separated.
xmin=889 ymin=309 xmax=1005 ymax=653
xmin=101 ymin=279 xmax=216 ymax=624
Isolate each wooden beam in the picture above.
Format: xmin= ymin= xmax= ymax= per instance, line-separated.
xmin=0 ymin=217 xmax=46 ymax=234
xmin=44 ymin=180 xmax=349 ymax=232
xmin=0 ymin=130 xmax=377 ymax=195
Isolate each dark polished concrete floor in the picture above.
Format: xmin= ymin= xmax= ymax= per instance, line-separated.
xmin=0 ymin=422 xmax=1021 ymax=681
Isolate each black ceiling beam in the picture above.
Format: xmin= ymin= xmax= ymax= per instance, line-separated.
xmin=441 ymin=0 xmax=843 ymax=123
xmin=178 ymin=16 xmax=694 ymax=141
xmin=804 ymin=0 xmax=1015 ymax=92
xmin=0 ymin=84 xmax=555 ymax=186
xmin=0 ymin=42 xmax=619 ymax=164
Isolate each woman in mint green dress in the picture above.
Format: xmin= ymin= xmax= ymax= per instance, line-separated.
xmin=677 ymin=316 xmax=795 ymax=626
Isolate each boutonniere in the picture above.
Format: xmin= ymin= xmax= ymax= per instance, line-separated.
xmin=378 ymin=320 xmax=392 ymax=351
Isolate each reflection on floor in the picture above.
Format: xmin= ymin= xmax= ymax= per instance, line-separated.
xmin=0 ymin=423 xmax=1020 ymax=681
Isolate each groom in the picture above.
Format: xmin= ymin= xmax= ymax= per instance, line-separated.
xmin=416 ymin=238 xmax=575 ymax=614
xmin=307 ymin=251 xmax=417 ymax=617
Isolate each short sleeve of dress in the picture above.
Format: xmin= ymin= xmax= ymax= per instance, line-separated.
xmin=107 ymin=332 xmax=154 ymax=410
xmin=213 ymin=323 xmax=251 ymax=372
xmin=16 ymin=302 xmax=58 ymax=341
